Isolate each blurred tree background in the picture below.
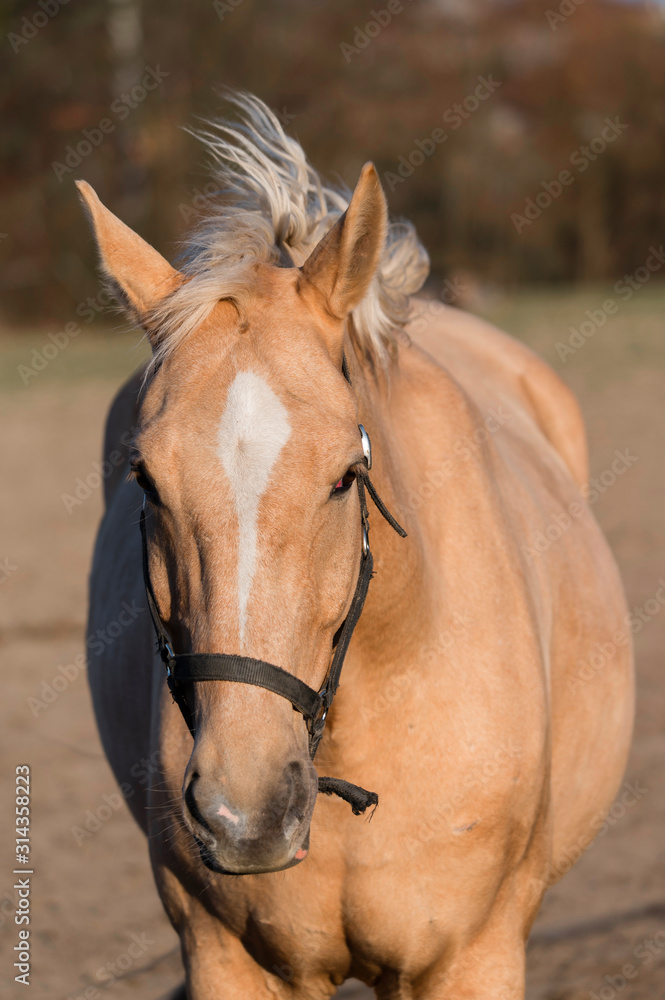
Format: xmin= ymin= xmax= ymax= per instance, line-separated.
xmin=1 ymin=0 xmax=665 ymax=326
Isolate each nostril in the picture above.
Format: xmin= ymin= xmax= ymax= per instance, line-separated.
xmin=282 ymin=760 xmax=312 ymax=836
xmin=184 ymin=776 xmax=215 ymax=836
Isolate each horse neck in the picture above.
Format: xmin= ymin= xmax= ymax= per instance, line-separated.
xmin=349 ymin=350 xmax=431 ymax=670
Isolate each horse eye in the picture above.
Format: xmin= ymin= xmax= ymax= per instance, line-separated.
xmin=131 ymin=461 xmax=158 ymax=499
xmin=331 ymin=468 xmax=356 ymax=496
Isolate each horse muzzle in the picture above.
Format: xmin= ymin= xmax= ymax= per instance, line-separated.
xmin=182 ymin=757 xmax=318 ymax=874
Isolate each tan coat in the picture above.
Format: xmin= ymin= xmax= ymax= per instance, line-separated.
xmin=81 ymin=168 xmax=633 ymax=999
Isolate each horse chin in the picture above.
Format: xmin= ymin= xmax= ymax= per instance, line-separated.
xmin=195 ymin=831 xmax=311 ymax=876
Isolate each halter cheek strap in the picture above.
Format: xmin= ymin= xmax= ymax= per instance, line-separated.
xmin=139 ymin=401 xmax=407 ymax=816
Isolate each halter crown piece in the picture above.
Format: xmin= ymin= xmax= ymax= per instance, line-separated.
xmin=139 ymin=360 xmax=407 ymax=816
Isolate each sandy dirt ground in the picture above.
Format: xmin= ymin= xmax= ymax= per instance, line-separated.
xmin=1 ymin=287 xmax=663 ymax=999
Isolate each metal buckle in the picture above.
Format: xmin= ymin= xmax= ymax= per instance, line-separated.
xmin=162 ymin=641 xmax=175 ymax=672
xmin=308 ymin=694 xmax=328 ymax=735
xmin=362 ymin=524 xmax=370 ymax=557
xmin=358 ymin=424 xmax=372 ymax=470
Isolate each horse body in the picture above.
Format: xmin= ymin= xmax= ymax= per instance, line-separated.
xmin=82 ymin=95 xmax=633 ymax=999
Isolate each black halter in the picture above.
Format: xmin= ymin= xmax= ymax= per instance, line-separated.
xmin=139 ymin=373 xmax=406 ymax=815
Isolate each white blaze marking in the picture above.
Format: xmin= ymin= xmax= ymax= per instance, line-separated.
xmin=218 ymin=371 xmax=291 ymax=643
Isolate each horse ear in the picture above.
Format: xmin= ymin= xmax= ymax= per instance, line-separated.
xmin=76 ymin=180 xmax=181 ymax=332
xmin=300 ymin=162 xmax=387 ymax=325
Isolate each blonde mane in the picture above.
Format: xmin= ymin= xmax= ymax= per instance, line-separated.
xmin=149 ymin=91 xmax=429 ymax=369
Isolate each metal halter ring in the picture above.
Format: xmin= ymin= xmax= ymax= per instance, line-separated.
xmin=359 ymin=424 xmax=372 ymax=470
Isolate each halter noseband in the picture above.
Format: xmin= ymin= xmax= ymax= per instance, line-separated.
xmin=139 ymin=371 xmax=406 ymax=816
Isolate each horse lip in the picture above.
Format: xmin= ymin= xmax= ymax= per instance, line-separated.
xmin=183 ymin=806 xmax=216 ymax=850
xmin=194 ymin=833 xmax=311 ymax=876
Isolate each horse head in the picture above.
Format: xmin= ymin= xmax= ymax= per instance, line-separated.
xmin=78 ymin=163 xmax=388 ymax=874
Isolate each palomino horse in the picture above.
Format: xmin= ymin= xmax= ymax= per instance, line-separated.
xmin=81 ymin=94 xmax=633 ymax=998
